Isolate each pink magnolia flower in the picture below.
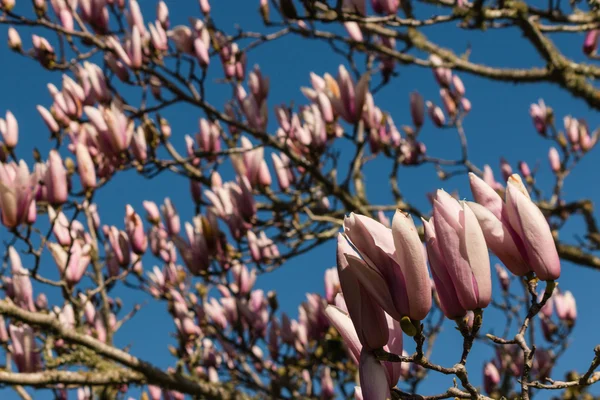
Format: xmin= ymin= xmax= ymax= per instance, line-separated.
xmin=0 ymin=110 xmax=18 ymax=148
xmin=9 ymin=324 xmax=42 ymax=373
xmin=583 ymin=30 xmax=599 ymax=55
xmin=470 ymin=173 xmax=560 ymax=281
xmin=157 ymin=1 xmax=169 ymax=28
xmin=0 ymin=161 xmax=37 ymax=228
xmin=359 ymin=349 xmax=391 ymax=400
xmin=341 ymin=211 xmax=431 ymax=323
xmin=529 ymin=99 xmax=549 ymax=136
xmin=324 ymin=304 xmax=361 ymax=364
xmin=504 ymin=175 xmax=560 ymax=280
xmin=548 ymin=147 xmax=561 ymax=173
xmin=483 ymin=362 xmax=501 ymax=394
xmin=467 ymin=173 xmax=531 ymax=277
xmin=125 ymin=205 xmax=147 ymax=254
xmin=76 ymin=143 xmax=96 ymax=190
xmin=326 ymin=65 xmax=370 ymax=124
xmin=554 ymin=290 xmax=577 ymax=325
xmin=9 ymin=247 xmax=36 ymax=312
xmin=7 ymin=27 xmax=21 ymax=50
xmin=336 ymin=234 xmax=389 ymax=350
xmin=371 ymin=0 xmax=400 ymax=14
xmin=47 ymin=241 xmax=91 ymax=286
xmin=84 ymin=103 xmax=134 ymax=155
xmin=410 ymin=92 xmax=425 ymax=128
xmin=321 ymin=367 xmax=335 ymax=399
xmin=427 ymin=190 xmax=492 ymax=313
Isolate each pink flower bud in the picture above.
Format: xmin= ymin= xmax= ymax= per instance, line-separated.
xmin=161 ymin=198 xmax=180 ymax=235
xmin=9 ymin=247 xmax=36 ymax=312
xmin=324 ymin=305 xmax=361 ymax=363
xmin=128 ymin=0 xmax=146 ymax=37
xmin=169 ymin=26 xmax=194 ymax=54
xmin=199 ymin=0 xmax=210 ymax=14
xmin=344 ymin=21 xmax=363 ymax=42
xmin=0 ymin=160 xmax=37 ymax=228
xmin=548 ymin=147 xmax=561 ymax=173
xmin=530 ymin=99 xmax=548 ymax=136
xmin=48 ymin=207 xmax=72 ymax=246
xmin=359 ymin=349 xmax=391 ymax=400
xmin=76 ymin=143 xmax=96 ymax=190
xmin=2 ymin=0 xmax=16 ymax=12
xmin=0 ymin=316 xmax=8 ymax=343
xmin=107 ymin=226 xmax=131 ymax=267
xmin=518 ymin=161 xmax=531 ymax=179
xmin=439 ymin=88 xmax=456 ymax=116
xmin=583 ymin=30 xmax=599 ymax=55
xmin=495 ymin=264 xmax=510 ymax=291
xmin=430 ymin=54 xmax=452 ymax=86
xmin=129 ymin=26 xmax=143 ymax=69
xmin=7 ymin=27 xmax=22 ymax=50
xmin=410 ymin=92 xmax=424 ymax=128
xmin=45 ymin=150 xmax=68 ymax=205
xmin=37 ymin=105 xmax=60 ymax=133
xmin=371 ymin=0 xmax=400 ymax=14
xmin=505 ymin=175 xmax=560 ymax=281
xmin=321 ymin=367 xmax=335 ymax=399
xmin=499 ymin=157 xmax=512 ymax=182
xmin=430 ymin=190 xmax=492 ymax=311
xmin=271 ymin=153 xmax=290 ymax=191
xmin=131 ymin=126 xmax=147 ymax=163
xmin=1 ymin=111 xmax=18 ymax=148
xmin=554 ymin=290 xmax=576 ymax=324
xmin=461 ymin=97 xmax=472 ymax=113
xmin=9 ymin=324 xmax=42 ymax=372
xmin=157 ymin=1 xmax=169 ymax=28
xmin=125 ymin=205 xmax=147 ymax=254
xmin=426 ymin=101 xmax=445 ymax=127
xmin=142 ymin=200 xmax=160 ymax=224
xmin=336 ymin=235 xmax=389 ymax=349
xmin=452 ymin=74 xmax=465 ymax=97
xmin=483 ymin=362 xmax=501 ymax=394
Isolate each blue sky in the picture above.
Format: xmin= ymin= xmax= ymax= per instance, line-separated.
xmin=1 ymin=0 xmax=599 ymax=398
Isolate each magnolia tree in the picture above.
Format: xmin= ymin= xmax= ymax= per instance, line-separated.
xmin=0 ymin=0 xmax=599 ymax=399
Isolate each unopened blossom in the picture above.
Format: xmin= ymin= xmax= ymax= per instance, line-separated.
xmin=410 ymin=92 xmax=425 ymax=128
xmin=76 ymin=143 xmax=96 ymax=190
xmin=483 ymin=362 xmax=501 ymax=395
xmin=495 ymin=264 xmax=510 ymax=292
xmin=425 ymin=190 xmax=492 ymax=314
xmin=157 ymin=1 xmax=169 ymax=28
xmin=336 ymin=234 xmax=388 ymax=349
xmin=548 ymin=147 xmax=561 ymax=173
xmin=554 ymin=291 xmax=577 ymax=325
xmin=161 ymin=198 xmax=180 ymax=235
xmin=359 ymin=350 xmax=391 ymax=400
xmin=9 ymin=247 xmax=36 ymax=312
xmin=341 ymin=211 xmax=432 ymax=328
xmin=47 ymin=241 xmax=91 ymax=286
xmin=0 ymin=110 xmax=18 ymax=148
xmin=583 ymin=30 xmax=599 ymax=55
xmin=504 ymin=175 xmax=560 ymax=280
xmin=426 ymin=101 xmax=445 ymax=127
xmin=125 ymin=205 xmax=147 ymax=254
xmin=7 ymin=27 xmax=22 ymax=50
xmin=325 ymin=65 xmax=369 ymax=124
xmin=9 ymin=324 xmax=42 ymax=373
xmin=530 ymin=99 xmax=549 ymax=136
xmin=371 ymin=0 xmax=400 ymax=14
xmin=0 ymin=161 xmax=37 ymax=228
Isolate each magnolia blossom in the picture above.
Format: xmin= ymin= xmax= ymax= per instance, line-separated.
xmin=469 ymin=173 xmax=561 ymax=281
xmin=0 ymin=161 xmax=37 ymax=228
